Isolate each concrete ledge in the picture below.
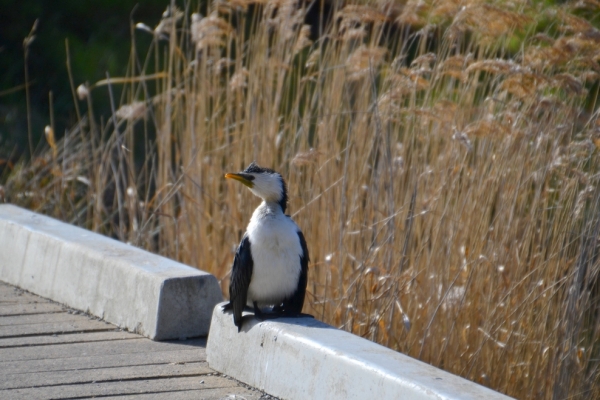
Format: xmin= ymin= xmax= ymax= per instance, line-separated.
xmin=207 ymin=303 xmax=514 ymax=400
xmin=0 ymin=204 xmax=223 ymax=340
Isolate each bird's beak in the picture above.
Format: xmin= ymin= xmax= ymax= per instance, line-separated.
xmin=225 ymin=172 xmax=254 ymax=188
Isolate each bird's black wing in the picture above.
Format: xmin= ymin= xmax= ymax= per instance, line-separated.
xmin=227 ymin=234 xmax=253 ymax=332
xmin=284 ymin=229 xmax=309 ymax=315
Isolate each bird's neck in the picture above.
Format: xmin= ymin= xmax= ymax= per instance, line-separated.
xmin=254 ymin=201 xmax=285 ymax=218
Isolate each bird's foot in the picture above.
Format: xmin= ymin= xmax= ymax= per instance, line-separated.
xmin=252 ymin=302 xmax=314 ymax=321
xmin=255 ymin=312 xmax=284 ymax=320
xmin=253 ymin=301 xmax=267 ymax=319
xmin=222 ymin=302 xmax=254 ymax=313
xmin=253 ymin=310 xmax=315 ymax=321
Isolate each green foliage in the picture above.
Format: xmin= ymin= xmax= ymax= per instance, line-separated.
xmin=0 ymin=0 xmax=167 ymax=159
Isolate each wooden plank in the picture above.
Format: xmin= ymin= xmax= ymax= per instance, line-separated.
xmin=99 ymin=386 xmax=267 ymax=400
xmin=0 ymin=362 xmax=213 ymax=390
xmin=0 ymin=302 xmax=64 ymax=316
xmin=0 ymin=337 xmax=207 ymax=362
xmin=0 ymin=286 xmax=15 ymax=297
xmin=0 ymin=330 xmax=139 ymax=348
xmin=0 ymin=284 xmax=270 ymax=399
xmin=1 ymin=348 xmax=207 ymax=374
xmin=0 ymin=312 xmax=86 ymax=326
xmin=0 ymin=289 xmax=45 ymax=305
xmin=0 ymin=283 xmax=47 ymax=301
xmin=0 ymin=284 xmax=271 ymax=399
xmin=0 ymin=375 xmax=239 ymax=400
xmin=0 ymin=318 xmax=116 ymax=338
xmin=0 ymin=283 xmax=58 ymax=307
xmin=0 ymin=282 xmax=22 ymax=293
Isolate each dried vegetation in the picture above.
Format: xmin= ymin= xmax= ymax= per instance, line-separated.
xmin=3 ymin=0 xmax=600 ymax=398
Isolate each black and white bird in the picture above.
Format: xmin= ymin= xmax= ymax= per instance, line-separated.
xmin=223 ymin=162 xmax=309 ymax=332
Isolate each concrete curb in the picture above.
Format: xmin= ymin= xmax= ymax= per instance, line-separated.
xmin=0 ymin=204 xmax=223 ymax=340
xmin=207 ymin=303 xmax=514 ymax=400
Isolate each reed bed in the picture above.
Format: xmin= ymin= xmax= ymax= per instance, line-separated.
xmin=3 ymin=1 xmax=600 ymax=398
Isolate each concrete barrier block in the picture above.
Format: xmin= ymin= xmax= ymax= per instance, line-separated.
xmin=207 ymin=303 xmax=514 ymax=400
xmin=0 ymin=204 xmax=223 ymax=340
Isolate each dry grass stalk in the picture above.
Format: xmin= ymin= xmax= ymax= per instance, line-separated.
xmin=154 ymin=6 xmax=184 ymax=37
xmin=396 ymin=0 xmax=429 ymax=26
xmin=291 ymin=148 xmax=321 ymax=166
xmin=191 ymin=12 xmax=234 ymax=51
xmin=450 ymin=3 xmax=530 ymax=38
xmin=346 ymin=45 xmax=388 ymax=80
xmin=229 ymin=67 xmax=249 ymax=90
xmin=337 ymin=4 xmax=388 ymax=25
xmin=436 ymin=54 xmax=473 ymax=80
xmin=115 ymin=101 xmax=147 ymax=121
xmin=293 ymin=25 xmax=313 ymax=55
xmin=213 ymin=0 xmax=250 ymax=14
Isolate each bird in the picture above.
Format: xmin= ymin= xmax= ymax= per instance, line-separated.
xmin=223 ymin=162 xmax=309 ymax=332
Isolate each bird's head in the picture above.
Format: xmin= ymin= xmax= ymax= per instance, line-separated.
xmin=225 ymin=162 xmax=288 ymax=212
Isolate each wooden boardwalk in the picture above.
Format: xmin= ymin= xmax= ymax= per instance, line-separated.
xmin=0 ymin=281 xmax=273 ymax=400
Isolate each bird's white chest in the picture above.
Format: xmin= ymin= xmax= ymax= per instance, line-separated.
xmin=246 ymin=207 xmax=303 ymax=306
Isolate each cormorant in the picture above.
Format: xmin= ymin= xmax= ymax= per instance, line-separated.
xmin=223 ymin=162 xmax=309 ymax=332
